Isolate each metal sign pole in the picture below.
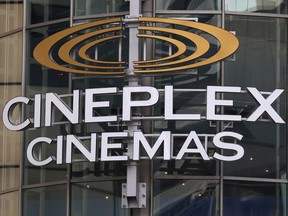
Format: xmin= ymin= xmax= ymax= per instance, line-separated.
xmin=121 ymin=0 xmax=147 ymax=209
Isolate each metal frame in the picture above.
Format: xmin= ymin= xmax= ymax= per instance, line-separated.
xmin=0 ymin=28 xmax=22 ymax=39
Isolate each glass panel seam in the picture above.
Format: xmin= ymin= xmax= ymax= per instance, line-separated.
xmin=223 ymin=176 xmax=288 ymax=183
xmin=156 ymin=10 xmax=222 ymax=14
xmin=154 ymin=176 xmax=221 ymax=180
xmin=25 ymin=18 xmax=70 ymax=30
xmin=70 ymin=177 xmax=127 ymax=183
xmin=22 ymin=181 xmax=68 ymax=190
xmin=225 ymin=11 xmax=288 ymax=18
xmin=73 ymin=11 xmax=129 ymax=21
xmin=0 ymin=188 xmax=20 ymax=196
xmin=0 ymin=28 xmax=22 ymax=39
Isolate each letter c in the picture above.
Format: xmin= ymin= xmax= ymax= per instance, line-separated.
xmin=27 ymin=137 xmax=54 ymax=166
xmin=3 ymin=97 xmax=31 ymax=131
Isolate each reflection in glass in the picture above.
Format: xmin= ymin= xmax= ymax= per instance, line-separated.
xmin=154 ymin=15 xmax=221 ymax=74
xmin=71 ymin=77 xmax=127 ymax=179
xmin=26 ymin=22 xmax=70 ymax=96
xmin=0 ymin=1 xmax=23 ymax=34
xmin=223 ymin=122 xmax=286 ymax=179
xmin=225 ymin=0 xmax=287 ymax=14
xmin=23 ymin=128 xmax=68 ymax=185
xmin=0 ymin=33 xmax=22 ymax=191
xmin=154 ymin=180 xmax=218 ymax=216
xmin=225 ymin=16 xmax=287 ymax=90
xmin=23 ymin=185 xmax=66 ymax=216
xmin=27 ymin=0 xmax=70 ymax=24
xmin=0 ymin=191 xmax=19 ymax=216
xmin=72 ymin=161 xmax=126 ymax=179
xmin=156 ymin=0 xmax=220 ymax=10
xmin=0 ymin=84 xmax=21 ymax=189
xmin=74 ymin=0 xmax=129 ymax=16
xmin=223 ymin=181 xmax=286 ymax=216
xmin=0 ymin=33 xmax=22 ymax=83
xmin=72 ymin=181 xmax=129 ymax=216
xmin=152 ymin=15 xmax=220 ymax=177
xmin=224 ymin=16 xmax=287 ymax=179
xmin=153 ymin=132 xmax=218 ymax=176
xmin=24 ymin=23 xmax=71 ymax=185
xmin=69 ymin=21 xmax=128 ymax=179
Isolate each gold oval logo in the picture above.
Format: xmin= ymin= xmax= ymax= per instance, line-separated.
xmin=33 ymin=17 xmax=239 ymax=75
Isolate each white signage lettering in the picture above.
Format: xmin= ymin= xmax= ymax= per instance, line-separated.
xmin=206 ymin=86 xmax=242 ymax=121
xmin=122 ymin=86 xmax=159 ymax=121
xmin=3 ymin=96 xmax=31 ymax=130
xmin=85 ymin=87 xmax=118 ymax=123
xmin=2 ymin=85 xmax=285 ymax=166
xmin=165 ymin=86 xmax=201 ymax=120
xmin=133 ymin=131 xmax=171 ymax=160
xmin=247 ymin=87 xmax=284 ymax=123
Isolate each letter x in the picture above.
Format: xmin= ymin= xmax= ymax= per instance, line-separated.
xmin=247 ymin=87 xmax=284 ymax=123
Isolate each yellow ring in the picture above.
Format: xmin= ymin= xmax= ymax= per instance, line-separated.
xmin=134 ymin=17 xmax=239 ymax=73
xmin=33 ymin=17 xmax=125 ymax=75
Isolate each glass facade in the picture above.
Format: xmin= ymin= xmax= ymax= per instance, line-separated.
xmin=0 ymin=0 xmax=288 ymax=215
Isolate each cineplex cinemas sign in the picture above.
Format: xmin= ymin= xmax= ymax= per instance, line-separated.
xmin=2 ymin=17 xmax=285 ymax=166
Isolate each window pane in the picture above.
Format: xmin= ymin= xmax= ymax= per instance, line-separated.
xmin=68 ymin=22 xmax=129 ymax=179
xmin=24 ymin=23 xmax=70 ymax=185
xmin=156 ymin=0 xmax=220 ymax=10
xmin=152 ymin=15 xmax=221 ymax=177
xmin=71 ymin=77 xmax=128 ymax=179
xmin=224 ymin=16 xmax=287 ymax=179
xmin=23 ymin=185 xmax=66 ymax=216
xmin=154 ymin=180 xmax=219 ymax=216
xmin=27 ymin=0 xmax=70 ymax=24
xmin=74 ymin=0 xmax=129 ymax=17
xmin=0 ymin=32 xmax=22 ymax=83
xmin=26 ymin=22 xmax=72 ymax=95
xmin=0 ymin=0 xmax=23 ymax=34
xmin=71 ymin=181 xmax=129 ymax=216
xmin=0 ymin=32 xmax=22 ymax=191
xmin=223 ymin=181 xmax=286 ymax=216
xmin=0 ymin=86 xmax=21 ymax=190
xmin=223 ymin=122 xmax=286 ymax=179
xmin=23 ymin=127 xmax=68 ymax=185
xmin=225 ymin=16 xmax=287 ymax=90
xmin=225 ymin=0 xmax=288 ymax=14
xmin=0 ymin=191 xmax=19 ymax=216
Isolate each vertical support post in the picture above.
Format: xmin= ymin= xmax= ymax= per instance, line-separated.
xmin=121 ymin=0 xmax=147 ymax=209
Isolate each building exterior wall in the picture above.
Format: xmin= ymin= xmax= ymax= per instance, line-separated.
xmin=0 ymin=0 xmax=288 ymax=216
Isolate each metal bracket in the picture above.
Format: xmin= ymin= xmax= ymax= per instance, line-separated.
xmin=122 ymin=183 xmax=147 ymax=208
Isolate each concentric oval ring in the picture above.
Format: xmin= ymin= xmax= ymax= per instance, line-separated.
xmin=33 ymin=17 xmax=125 ymax=75
xmin=134 ymin=26 xmax=210 ymax=68
xmin=136 ymin=34 xmax=187 ymax=64
xmin=78 ymin=35 xmax=123 ymax=64
xmin=33 ymin=17 xmax=239 ymax=75
xmin=58 ymin=26 xmax=124 ymax=69
xmin=134 ymin=17 xmax=239 ymax=73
